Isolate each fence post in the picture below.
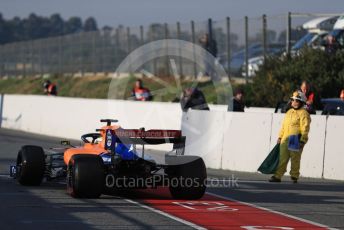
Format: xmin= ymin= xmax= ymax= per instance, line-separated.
xmin=127 ymin=27 xmax=132 ymax=74
xmin=208 ymin=18 xmax=213 ymax=42
xmin=22 ymin=43 xmax=27 ymax=77
xmin=262 ymin=14 xmax=267 ymax=62
xmin=140 ymin=25 xmax=144 ymax=45
xmin=149 ymin=25 xmax=157 ymax=75
xmin=101 ymin=31 xmax=106 ymax=75
xmin=191 ymin=20 xmax=197 ymax=79
xmin=79 ymin=34 xmax=84 ymax=76
xmin=45 ymin=39 xmax=49 ymax=76
xmin=28 ymin=40 xmax=35 ymax=77
xmin=92 ymin=32 xmax=97 ymax=75
xmin=39 ymin=39 xmax=43 ymax=76
xmin=139 ymin=25 xmax=145 ymax=76
xmin=177 ymin=21 xmax=183 ymax=78
xmin=115 ymin=27 xmax=119 ymax=73
xmin=286 ymin=12 xmax=292 ymax=55
xmin=58 ymin=36 xmax=62 ymax=76
xmin=127 ymin=27 xmax=131 ymax=54
xmin=244 ymin=16 xmax=249 ymax=83
xmin=226 ymin=17 xmax=231 ymax=81
xmin=0 ymin=45 xmax=3 ymax=78
xmin=164 ymin=23 xmax=169 ymax=76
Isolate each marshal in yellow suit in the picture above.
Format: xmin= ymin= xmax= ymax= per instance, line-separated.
xmin=270 ymin=91 xmax=311 ymax=183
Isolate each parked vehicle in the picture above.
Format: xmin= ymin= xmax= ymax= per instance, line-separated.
xmin=219 ymin=43 xmax=285 ymax=77
xmin=244 ymin=16 xmax=339 ymax=78
xmin=321 ymin=15 xmax=344 ymax=50
xmin=321 ymin=98 xmax=344 ymax=115
xmin=294 ymin=16 xmax=338 ymax=50
xmin=242 ymin=44 xmax=285 ymax=78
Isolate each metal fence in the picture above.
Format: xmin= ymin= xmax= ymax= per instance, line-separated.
xmin=0 ymin=13 xmax=335 ymax=80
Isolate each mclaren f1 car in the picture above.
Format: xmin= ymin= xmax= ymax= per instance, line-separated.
xmin=10 ymin=119 xmax=207 ymax=199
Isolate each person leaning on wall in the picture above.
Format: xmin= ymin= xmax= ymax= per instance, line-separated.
xmin=299 ymin=80 xmax=315 ymax=114
xmin=180 ymin=87 xmax=209 ymax=112
xmin=269 ymin=90 xmax=311 ymax=184
xmin=340 ymin=89 xmax=344 ymax=101
xmin=131 ymin=79 xmax=153 ymax=101
xmin=43 ymin=80 xmax=57 ymax=96
xmin=228 ymin=88 xmax=245 ymax=112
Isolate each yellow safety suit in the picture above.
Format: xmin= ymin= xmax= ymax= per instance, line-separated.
xmin=274 ymin=107 xmax=311 ymax=179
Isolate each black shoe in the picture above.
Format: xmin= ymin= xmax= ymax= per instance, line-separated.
xmin=291 ymin=177 xmax=298 ymax=184
xmin=269 ymin=176 xmax=281 ymax=182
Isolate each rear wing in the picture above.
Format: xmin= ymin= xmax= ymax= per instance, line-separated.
xmin=104 ymin=129 xmax=185 ymax=153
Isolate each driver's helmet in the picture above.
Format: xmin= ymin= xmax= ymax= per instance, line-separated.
xmin=43 ymin=80 xmax=51 ymax=89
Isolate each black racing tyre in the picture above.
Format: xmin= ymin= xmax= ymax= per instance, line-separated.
xmin=16 ymin=145 xmax=45 ymax=186
xmin=166 ymin=156 xmax=207 ymax=200
xmin=67 ymin=154 xmax=105 ymax=198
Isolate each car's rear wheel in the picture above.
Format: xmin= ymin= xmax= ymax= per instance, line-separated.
xmin=166 ymin=156 xmax=207 ymax=200
xmin=67 ymin=154 xmax=105 ymax=198
xmin=16 ymin=145 xmax=45 ymax=186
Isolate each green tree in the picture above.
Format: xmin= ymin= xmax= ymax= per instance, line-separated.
xmin=83 ymin=17 xmax=98 ymax=32
xmin=0 ymin=13 xmax=10 ymax=44
xmin=245 ymin=48 xmax=344 ymax=108
xmin=49 ymin=14 xmax=64 ymax=36
xmin=64 ymin=17 xmax=82 ymax=34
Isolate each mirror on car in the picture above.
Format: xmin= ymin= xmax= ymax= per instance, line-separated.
xmin=61 ymin=140 xmax=71 ymax=146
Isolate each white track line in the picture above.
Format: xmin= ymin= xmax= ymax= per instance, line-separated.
xmin=124 ymin=198 xmax=206 ymax=230
xmin=1 ymin=174 xmax=335 ymax=229
xmin=0 ymin=174 xmax=10 ymax=178
xmin=206 ymin=192 xmax=337 ymax=230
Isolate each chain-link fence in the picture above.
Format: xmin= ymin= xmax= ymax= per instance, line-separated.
xmin=0 ymin=13 xmax=339 ymax=80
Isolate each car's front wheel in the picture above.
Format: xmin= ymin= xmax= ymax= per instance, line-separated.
xmin=16 ymin=145 xmax=45 ymax=186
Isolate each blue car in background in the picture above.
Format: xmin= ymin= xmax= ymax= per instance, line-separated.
xmin=321 ymin=98 xmax=344 ymax=115
xmin=219 ymin=43 xmax=285 ymax=77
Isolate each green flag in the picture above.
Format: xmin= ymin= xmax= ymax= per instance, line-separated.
xmin=258 ymin=144 xmax=280 ymax=174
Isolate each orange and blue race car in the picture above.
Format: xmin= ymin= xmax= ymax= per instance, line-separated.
xmin=10 ymin=119 xmax=207 ymax=199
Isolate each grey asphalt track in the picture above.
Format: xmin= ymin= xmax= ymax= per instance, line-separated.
xmin=1 ymin=128 xmax=344 ymax=229
xmin=207 ymin=169 xmax=344 ymax=229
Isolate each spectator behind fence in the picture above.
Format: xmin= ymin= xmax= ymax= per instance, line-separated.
xmin=180 ymin=87 xmax=209 ymax=112
xmin=131 ymin=79 xmax=152 ymax=101
xmin=43 ymin=80 xmax=57 ymax=96
xmin=340 ymin=89 xmax=344 ymax=101
xmin=228 ymin=88 xmax=245 ymax=112
xmin=199 ymin=33 xmax=218 ymax=79
xmin=325 ymin=35 xmax=340 ymax=54
xmin=300 ymin=80 xmax=315 ymax=114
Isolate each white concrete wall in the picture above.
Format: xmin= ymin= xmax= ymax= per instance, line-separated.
xmin=1 ymin=95 xmax=182 ymax=143
xmin=181 ymin=110 xmax=226 ymax=169
xmin=221 ymin=112 xmax=273 ymax=172
xmin=323 ymin=116 xmax=344 ymax=180
xmin=1 ymin=94 xmax=344 ymax=180
xmin=182 ymin=111 xmax=343 ymax=180
xmin=298 ymin=115 xmax=327 ymax=178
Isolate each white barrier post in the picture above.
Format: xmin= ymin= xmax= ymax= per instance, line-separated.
xmin=182 ymin=110 xmax=226 ymax=169
xmin=0 ymin=94 xmax=3 ymax=128
xmin=221 ymin=112 xmax=273 ymax=172
xmin=323 ymin=116 xmax=344 ymax=180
